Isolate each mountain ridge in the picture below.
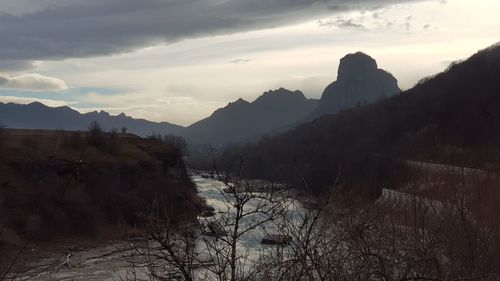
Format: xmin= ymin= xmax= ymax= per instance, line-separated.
xmin=0 ymin=101 xmax=184 ymax=136
xmin=1 ymin=52 xmax=399 ymax=144
xmin=215 ymin=42 xmax=500 ymax=195
xmin=183 ymin=87 xmax=318 ymax=145
xmin=0 ymin=87 xmax=319 ymax=143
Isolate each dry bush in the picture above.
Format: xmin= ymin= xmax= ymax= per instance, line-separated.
xmin=135 ymin=163 xmax=500 ymax=281
xmin=108 ymin=127 xmax=122 ymax=155
xmin=250 ymin=168 xmax=500 ymax=281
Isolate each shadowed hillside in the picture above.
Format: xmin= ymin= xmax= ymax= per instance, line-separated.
xmin=0 ymin=128 xmax=200 ymax=271
xmin=215 ymin=43 xmax=500 ymax=196
xmin=184 ymin=88 xmax=318 ymax=145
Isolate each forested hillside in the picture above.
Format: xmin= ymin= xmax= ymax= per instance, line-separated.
xmin=216 ymin=43 xmax=500 ymax=196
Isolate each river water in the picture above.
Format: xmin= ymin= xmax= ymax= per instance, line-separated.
xmin=11 ymin=175 xmax=306 ymax=281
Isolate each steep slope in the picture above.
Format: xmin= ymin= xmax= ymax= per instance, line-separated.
xmin=0 ymin=129 xmax=200 ymax=269
xmin=0 ymin=102 xmax=184 ymax=136
xmin=310 ymin=52 xmax=400 ymax=118
xmin=184 ymin=88 xmax=318 ymax=145
xmin=217 ymin=43 xmax=500 ymax=195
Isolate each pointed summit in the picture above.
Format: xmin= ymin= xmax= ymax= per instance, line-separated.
xmin=232 ymin=98 xmax=249 ymax=105
xmin=184 ymin=88 xmax=317 ymax=145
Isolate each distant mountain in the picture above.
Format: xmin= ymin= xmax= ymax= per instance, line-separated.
xmin=0 ymin=102 xmax=183 ymax=136
xmin=216 ymin=43 xmax=500 ymax=195
xmin=0 ymin=88 xmax=317 ymax=144
xmin=184 ymin=88 xmax=318 ymax=145
xmin=310 ymin=52 xmax=400 ymax=118
xmin=0 ymin=53 xmax=397 ymax=145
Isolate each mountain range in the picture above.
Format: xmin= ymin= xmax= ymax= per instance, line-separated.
xmin=184 ymin=88 xmax=318 ymax=145
xmin=216 ymin=42 xmax=500 ymax=195
xmin=0 ymin=102 xmax=184 ymax=137
xmin=0 ymin=52 xmax=399 ymax=145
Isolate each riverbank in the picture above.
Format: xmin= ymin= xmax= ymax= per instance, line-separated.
xmin=0 ymin=129 xmax=200 ymax=277
xmin=6 ymin=175 xmax=307 ymax=280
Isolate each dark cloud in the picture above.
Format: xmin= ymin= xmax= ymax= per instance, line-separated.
xmin=0 ymin=60 xmax=38 ymax=71
xmin=0 ymin=0 xmax=420 ymax=62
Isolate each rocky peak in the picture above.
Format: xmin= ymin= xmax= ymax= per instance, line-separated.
xmin=337 ymin=52 xmax=378 ymax=81
xmin=314 ymin=52 xmax=400 ymax=116
xmin=262 ymin=87 xmax=303 ymax=97
xmin=226 ymin=98 xmax=250 ymax=109
xmin=232 ymin=98 xmax=249 ymax=104
xmin=255 ymin=88 xmax=307 ymax=105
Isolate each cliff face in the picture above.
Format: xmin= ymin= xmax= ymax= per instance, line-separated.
xmin=0 ymin=129 xmax=199 ymax=243
xmin=314 ymin=52 xmax=400 ymax=116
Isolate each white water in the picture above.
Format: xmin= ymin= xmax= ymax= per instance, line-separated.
xmin=193 ymin=175 xmax=305 ymax=263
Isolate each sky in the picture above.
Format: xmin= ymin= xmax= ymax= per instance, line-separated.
xmin=0 ymin=0 xmax=498 ymax=126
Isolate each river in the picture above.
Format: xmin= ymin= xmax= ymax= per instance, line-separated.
xmin=10 ymin=175 xmax=306 ymax=281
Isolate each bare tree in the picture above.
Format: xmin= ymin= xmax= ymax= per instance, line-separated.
xmin=141 ymin=198 xmax=198 ymax=281
xmin=163 ymin=135 xmax=189 ymax=156
xmin=199 ymin=172 xmax=289 ymax=281
xmin=133 ymin=156 xmax=290 ymax=281
xmin=0 ymin=124 xmax=4 ymax=149
xmin=128 ymin=155 xmax=500 ymax=281
xmin=88 ymin=120 xmax=104 ymax=146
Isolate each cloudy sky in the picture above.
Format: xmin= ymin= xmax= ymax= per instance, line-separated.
xmin=0 ymin=0 xmax=498 ymax=126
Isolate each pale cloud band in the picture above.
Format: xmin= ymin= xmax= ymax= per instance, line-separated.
xmin=0 ymin=73 xmax=68 ymax=91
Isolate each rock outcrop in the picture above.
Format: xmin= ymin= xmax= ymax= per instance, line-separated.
xmin=314 ymin=52 xmax=400 ymax=116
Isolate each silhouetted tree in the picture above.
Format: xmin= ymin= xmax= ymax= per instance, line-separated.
xmin=108 ymin=127 xmax=122 ymax=154
xmin=0 ymin=124 xmax=4 ymax=147
xmin=163 ymin=134 xmax=189 ymax=156
xmin=88 ymin=121 xmax=104 ymax=146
